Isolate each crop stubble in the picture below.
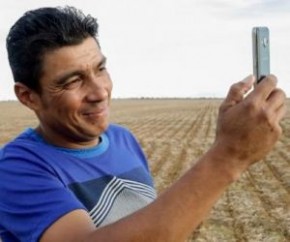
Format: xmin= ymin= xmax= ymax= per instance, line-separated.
xmin=1 ymin=99 xmax=289 ymax=241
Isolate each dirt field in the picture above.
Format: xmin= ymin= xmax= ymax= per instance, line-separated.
xmin=1 ymin=99 xmax=290 ymax=241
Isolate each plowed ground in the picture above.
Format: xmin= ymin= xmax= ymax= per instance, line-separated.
xmin=1 ymin=99 xmax=290 ymax=241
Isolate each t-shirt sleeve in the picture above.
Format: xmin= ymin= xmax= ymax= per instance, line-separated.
xmin=0 ymin=146 xmax=85 ymax=241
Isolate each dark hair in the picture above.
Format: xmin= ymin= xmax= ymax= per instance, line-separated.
xmin=6 ymin=6 xmax=99 ymax=92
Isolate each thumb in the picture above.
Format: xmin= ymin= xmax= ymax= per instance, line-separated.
xmin=224 ymin=75 xmax=254 ymax=104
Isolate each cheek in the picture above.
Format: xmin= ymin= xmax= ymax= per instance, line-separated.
xmin=49 ymin=93 xmax=83 ymax=116
xmin=106 ymin=77 xmax=113 ymax=95
xmin=109 ymin=79 xmax=113 ymax=91
xmin=104 ymin=72 xmax=113 ymax=89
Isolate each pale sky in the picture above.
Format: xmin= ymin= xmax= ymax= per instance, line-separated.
xmin=1 ymin=0 xmax=290 ymax=100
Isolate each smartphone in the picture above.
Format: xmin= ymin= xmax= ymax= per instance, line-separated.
xmin=252 ymin=27 xmax=270 ymax=83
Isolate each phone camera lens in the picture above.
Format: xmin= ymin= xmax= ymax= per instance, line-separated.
xmin=262 ymin=37 xmax=269 ymax=47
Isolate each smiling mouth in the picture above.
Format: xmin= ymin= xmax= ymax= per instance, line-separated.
xmin=83 ymin=107 xmax=109 ymax=120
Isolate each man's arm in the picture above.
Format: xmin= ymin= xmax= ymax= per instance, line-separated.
xmin=41 ymin=75 xmax=286 ymax=242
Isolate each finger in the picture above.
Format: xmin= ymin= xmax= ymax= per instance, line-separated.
xmin=251 ymin=74 xmax=278 ymax=101
xmin=265 ymin=91 xmax=287 ymax=130
xmin=266 ymin=88 xmax=286 ymax=112
xmin=277 ymin=104 xmax=287 ymax=123
xmin=268 ymin=104 xmax=287 ymax=138
xmin=224 ymin=75 xmax=254 ymax=104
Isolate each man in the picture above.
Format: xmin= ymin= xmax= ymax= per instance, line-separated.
xmin=0 ymin=6 xmax=286 ymax=242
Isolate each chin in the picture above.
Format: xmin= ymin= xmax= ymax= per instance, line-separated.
xmin=93 ymin=120 xmax=110 ymax=134
xmin=101 ymin=121 xmax=110 ymax=132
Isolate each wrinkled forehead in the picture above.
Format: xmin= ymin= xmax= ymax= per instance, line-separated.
xmin=40 ymin=37 xmax=103 ymax=80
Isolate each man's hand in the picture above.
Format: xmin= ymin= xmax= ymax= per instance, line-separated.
xmin=214 ymin=74 xmax=286 ymax=180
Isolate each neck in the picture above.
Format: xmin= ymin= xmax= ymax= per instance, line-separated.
xmin=35 ymin=125 xmax=100 ymax=149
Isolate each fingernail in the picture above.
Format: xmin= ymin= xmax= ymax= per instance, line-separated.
xmin=241 ymin=75 xmax=254 ymax=84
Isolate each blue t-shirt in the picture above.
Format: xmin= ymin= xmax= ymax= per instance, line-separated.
xmin=0 ymin=124 xmax=156 ymax=242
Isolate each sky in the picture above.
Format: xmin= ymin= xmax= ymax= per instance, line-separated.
xmin=1 ymin=0 xmax=290 ymax=100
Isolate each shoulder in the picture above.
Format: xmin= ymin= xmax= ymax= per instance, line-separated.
xmin=1 ymin=129 xmax=43 ymax=155
xmin=0 ymin=129 xmax=59 ymax=173
xmin=105 ymin=123 xmax=146 ymax=159
xmin=105 ymin=123 xmax=137 ymax=141
xmin=1 ymin=128 xmax=38 ymax=158
xmin=106 ymin=123 xmax=132 ymax=135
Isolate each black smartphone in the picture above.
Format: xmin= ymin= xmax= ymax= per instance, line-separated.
xmin=252 ymin=27 xmax=270 ymax=83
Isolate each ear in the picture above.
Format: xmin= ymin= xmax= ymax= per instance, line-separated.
xmin=14 ymin=82 xmax=41 ymax=111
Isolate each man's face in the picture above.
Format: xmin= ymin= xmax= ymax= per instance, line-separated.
xmin=35 ymin=37 xmax=113 ymax=148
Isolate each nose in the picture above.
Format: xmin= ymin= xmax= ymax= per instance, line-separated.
xmin=85 ymin=75 xmax=111 ymax=103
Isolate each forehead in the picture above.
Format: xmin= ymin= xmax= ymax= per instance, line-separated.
xmin=41 ymin=37 xmax=103 ymax=80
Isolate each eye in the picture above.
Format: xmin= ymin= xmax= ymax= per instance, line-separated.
xmin=98 ymin=58 xmax=107 ymax=73
xmin=99 ymin=65 xmax=107 ymax=72
xmin=63 ymin=78 xmax=82 ymax=90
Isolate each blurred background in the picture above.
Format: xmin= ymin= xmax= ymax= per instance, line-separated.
xmin=1 ymin=0 xmax=290 ymax=100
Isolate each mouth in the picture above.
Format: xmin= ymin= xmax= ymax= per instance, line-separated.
xmin=82 ymin=106 xmax=109 ymax=120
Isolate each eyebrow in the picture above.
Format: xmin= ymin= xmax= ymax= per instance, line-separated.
xmin=54 ymin=56 xmax=107 ymax=86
